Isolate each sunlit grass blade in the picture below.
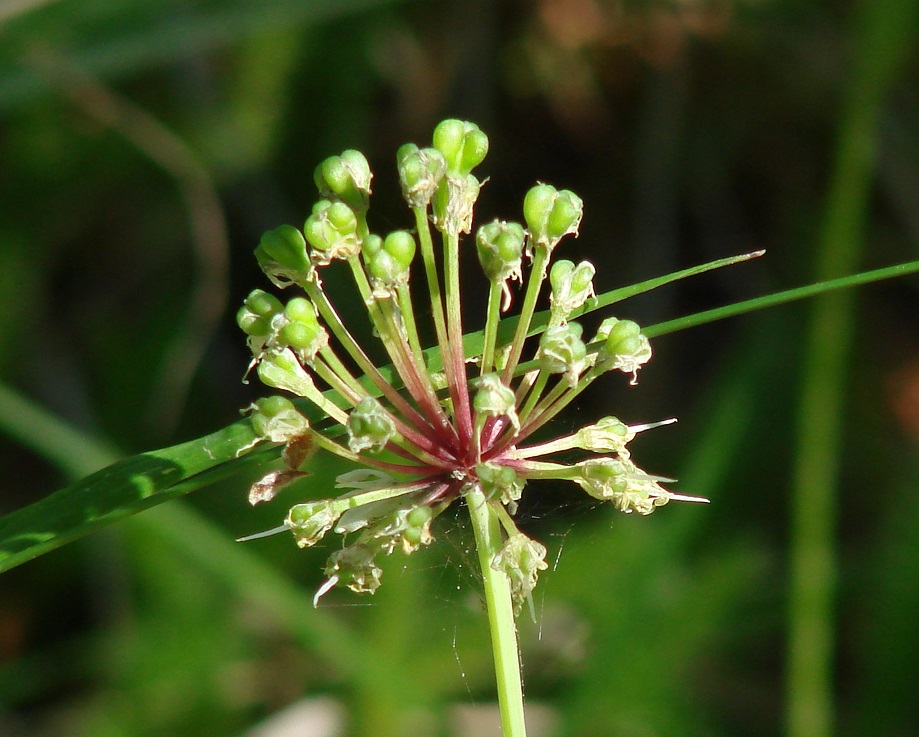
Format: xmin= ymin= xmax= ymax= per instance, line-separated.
xmin=0 ymin=383 xmax=271 ymax=572
xmin=565 ymin=249 xmax=767 ymax=321
xmin=643 ymin=259 xmax=919 ymax=339
xmin=0 ymin=383 xmax=424 ymax=709
xmin=509 ymin=258 xmax=919 ymax=376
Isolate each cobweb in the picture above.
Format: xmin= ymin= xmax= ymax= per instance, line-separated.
xmin=314 ymin=485 xmax=603 ymax=699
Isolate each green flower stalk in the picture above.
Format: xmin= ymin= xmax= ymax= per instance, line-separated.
xmin=236 ymin=119 xmax=707 ymax=737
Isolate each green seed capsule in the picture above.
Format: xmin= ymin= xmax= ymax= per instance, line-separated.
xmin=257 ymin=348 xmax=316 ymax=397
xmin=538 ymin=322 xmax=588 ymax=383
xmin=246 ymin=289 xmax=284 ymax=317
xmin=361 ymin=233 xmax=383 ymax=259
xmin=364 ymin=233 xmax=413 ymax=287
xmin=249 ymin=395 xmax=309 ymax=442
xmin=238 ymin=289 xmax=283 ymax=336
xmin=366 ymin=249 xmax=397 ymax=283
xmin=314 ymin=150 xmax=372 ymax=211
xmin=462 ymin=131 xmax=488 ymax=173
xmin=304 ymin=199 xmax=361 ymax=262
xmin=383 ymin=230 xmax=416 ymax=268
xmin=256 ymin=225 xmax=311 ymax=275
xmin=397 ymin=143 xmax=423 ymax=180
xmin=523 ymin=184 xmax=583 ymax=249
xmin=523 ymin=184 xmax=556 ymax=237
xmin=284 ymin=297 xmax=317 ymax=325
xmin=406 ymin=505 xmax=433 ymax=528
xmin=280 ymin=321 xmax=319 ymax=351
xmin=255 ymin=395 xmax=295 ymax=418
xmin=347 ymin=397 xmax=396 ymax=454
xmin=476 ymin=462 xmax=525 ymax=505
xmin=432 ymin=119 xmax=465 ymax=172
xmin=604 ymin=319 xmax=641 ymax=354
xmin=476 ymin=220 xmax=525 ymax=282
xmin=397 ymin=145 xmax=446 ymax=208
xmin=433 ymin=119 xmax=488 ymax=176
xmin=574 ymin=416 xmax=636 ymax=455
xmin=286 ymin=500 xmax=338 ymax=548
xmin=402 ymin=526 xmax=423 ymax=546
xmin=327 ymin=200 xmax=357 ymax=230
xmin=316 ymin=157 xmax=348 ymax=196
xmin=547 ymin=191 xmax=583 ymax=241
xmin=237 ymin=307 xmax=269 ymax=337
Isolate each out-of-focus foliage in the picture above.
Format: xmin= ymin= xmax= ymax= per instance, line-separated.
xmin=0 ymin=1 xmax=917 ymax=736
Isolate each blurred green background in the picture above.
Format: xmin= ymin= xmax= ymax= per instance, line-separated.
xmin=1 ymin=1 xmax=918 ymax=736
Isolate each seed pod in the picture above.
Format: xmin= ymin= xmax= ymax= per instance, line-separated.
xmin=347 ymin=397 xmax=396 ymax=454
xmin=323 ymin=543 xmax=383 ymax=595
xmin=574 ymin=416 xmax=633 ymax=455
xmin=314 ymin=149 xmax=372 ymax=212
xmin=549 ymin=259 xmax=596 ymax=322
xmin=491 ymin=533 xmax=548 ymax=616
xmin=523 ymin=184 xmax=583 ymax=250
xmin=472 ymin=373 xmax=519 ymax=430
xmin=286 ymin=500 xmax=340 ymax=547
xmin=255 ymin=225 xmax=311 ymax=286
xmin=574 ymin=457 xmax=667 ymax=515
xmin=256 ymin=347 xmax=316 ymax=398
xmin=364 ymin=231 xmax=416 ymax=292
xmin=476 ymin=462 xmax=526 ymax=507
xmin=537 ymin=321 xmax=588 ymax=385
xmin=432 ymin=173 xmax=481 ymax=237
xmin=476 ymin=219 xmax=525 ymax=285
xmin=249 ymin=395 xmax=310 ymax=443
xmin=237 ymin=289 xmax=283 ymax=338
xmin=432 ymin=119 xmax=489 ymax=176
xmin=397 ymin=144 xmax=446 ymax=208
xmin=596 ymin=317 xmax=652 ymax=383
xmin=304 ymin=199 xmax=361 ymax=264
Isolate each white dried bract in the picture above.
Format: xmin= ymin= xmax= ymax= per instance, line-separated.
xmin=256 ymin=347 xmax=318 ymax=398
xmin=285 ymin=500 xmax=340 ymax=547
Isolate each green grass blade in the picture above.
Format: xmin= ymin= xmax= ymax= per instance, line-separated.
xmin=501 ymin=249 xmax=767 ymax=344
xmin=433 ymin=253 xmax=919 ymax=369
xmin=0 ymin=383 xmax=268 ymax=572
xmin=0 ymin=384 xmax=424 ymax=705
xmin=643 ymin=259 xmax=919 ymax=339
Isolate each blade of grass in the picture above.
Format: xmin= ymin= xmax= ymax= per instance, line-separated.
xmin=0 ymin=382 xmax=424 ymax=708
xmin=643 ymin=259 xmax=919 ymax=339
xmin=431 ymin=253 xmax=919 ymax=372
xmin=0 ymin=381 xmax=270 ymax=572
xmin=785 ymin=3 xmax=919 ymax=737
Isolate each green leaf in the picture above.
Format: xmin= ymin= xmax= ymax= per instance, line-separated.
xmin=0 ymin=385 xmax=425 ymax=701
xmin=0 ymin=390 xmax=269 ymax=572
xmin=643 ymin=258 xmax=919 ymax=338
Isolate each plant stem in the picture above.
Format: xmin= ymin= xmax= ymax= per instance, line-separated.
xmin=413 ymin=206 xmax=467 ymax=433
xmin=443 ymin=230 xmax=473 ymax=444
xmin=301 ymin=277 xmax=433 ymax=436
xmin=480 ymin=280 xmax=504 ymax=376
xmin=502 ymin=244 xmax=549 ymax=385
xmin=466 ymin=487 xmax=527 ymax=737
